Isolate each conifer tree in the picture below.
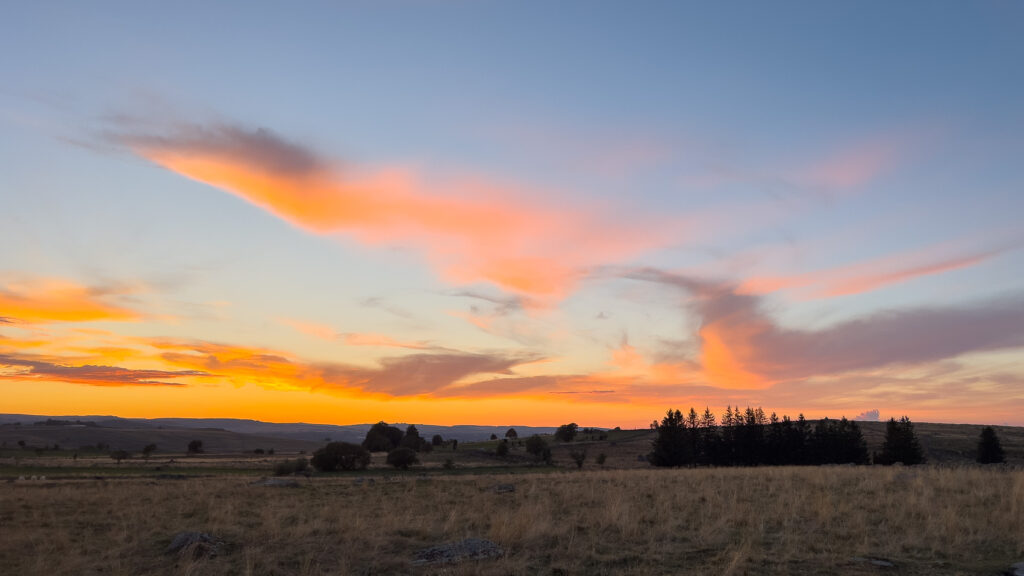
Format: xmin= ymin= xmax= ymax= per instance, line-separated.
xmin=976 ymin=426 xmax=1005 ymax=464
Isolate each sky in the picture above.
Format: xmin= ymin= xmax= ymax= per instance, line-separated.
xmin=1 ymin=1 xmax=1023 ymax=427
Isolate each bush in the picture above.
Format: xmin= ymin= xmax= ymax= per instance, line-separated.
xmin=273 ymin=457 xmax=309 ymax=476
xmin=569 ymin=448 xmax=587 ymax=469
xmin=187 ymin=440 xmax=203 ymax=454
xmin=525 ymin=435 xmax=551 ymax=463
xmin=443 ymin=458 xmax=456 ymax=470
xmin=110 ymin=450 xmax=130 ymax=464
xmin=386 ymin=447 xmax=418 ymax=469
xmin=431 ymin=434 xmax=444 ymax=446
xmin=496 ymin=440 xmax=509 ymax=457
xmin=311 ymin=442 xmax=371 ymax=472
xmin=596 ymin=453 xmax=607 ymax=466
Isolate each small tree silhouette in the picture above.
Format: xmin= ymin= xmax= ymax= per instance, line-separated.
xmin=142 ymin=444 xmax=157 ymax=460
xmin=569 ymin=448 xmax=587 ymax=469
xmin=505 ymin=428 xmax=518 ymax=439
xmin=878 ymin=416 xmax=924 ymax=465
xmin=110 ymin=450 xmax=130 ymax=465
xmin=554 ymin=423 xmax=578 ymax=442
xmin=496 ymin=440 xmax=509 ymax=457
xmin=187 ymin=440 xmax=203 ymax=455
xmin=976 ymin=426 xmax=1005 ymax=464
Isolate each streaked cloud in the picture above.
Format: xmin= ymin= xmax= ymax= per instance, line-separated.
xmin=623 ymin=267 xmax=1024 ymax=388
xmin=0 ymin=352 xmax=204 ymax=387
xmin=740 ymin=242 xmax=1015 ymax=299
xmin=115 ymin=121 xmax=670 ymax=302
xmin=0 ymin=278 xmax=140 ymax=324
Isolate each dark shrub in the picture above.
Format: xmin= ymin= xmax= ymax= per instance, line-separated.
xmin=496 ymin=440 xmax=509 ymax=457
xmin=273 ymin=457 xmax=309 ymax=476
xmin=386 ymin=447 xmax=418 ymax=469
xmin=311 ymin=442 xmax=371 ymax=472
xmin=525 ymin=435 xmax=551 ymax=463
xmin=187 ymin=440 xmax=203 ymax=454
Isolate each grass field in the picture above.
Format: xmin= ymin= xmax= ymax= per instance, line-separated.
xmin=2 ymin=466 xmax=1021 ymax=575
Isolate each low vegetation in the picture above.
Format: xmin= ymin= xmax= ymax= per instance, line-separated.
xmin=1 ymin=467 xmax=1021 ymax=575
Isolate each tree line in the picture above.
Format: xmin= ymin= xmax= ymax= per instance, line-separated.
xmin=650 ymin=407 xmax=932 ymax=467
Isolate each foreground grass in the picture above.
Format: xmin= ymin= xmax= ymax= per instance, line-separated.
xmin=1 ymin=466 xmax=1021 ymax=575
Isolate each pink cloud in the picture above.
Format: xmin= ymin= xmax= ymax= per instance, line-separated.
xmin=119 ymin=123 xmax=673 ymax=302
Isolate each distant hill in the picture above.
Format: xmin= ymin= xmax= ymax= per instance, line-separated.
xmin=0 ymin=414 xmax=557 ymax=449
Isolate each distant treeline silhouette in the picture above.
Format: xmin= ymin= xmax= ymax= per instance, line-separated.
xmin=650 ymin=407 xmax=925 ymax=467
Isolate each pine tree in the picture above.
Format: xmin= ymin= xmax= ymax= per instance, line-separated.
xmin=879 ymin=416 xmax=924 ymax=465
xmin=976 ymin=426 xmax=1005 ymax=464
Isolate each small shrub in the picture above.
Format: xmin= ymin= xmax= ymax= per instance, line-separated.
xmin=525 ymin=435 xmax=552 ymax=464
xmin=110 ymin=450 xmax=130 ymax=464
xmin=273 ymin=457 xmax=309 ymax=476
xmin=569 ymin=448 xmax=587 ymax=469
xmin=443 ymin=458 xmax=455 ymax=470
xmin=386 ymin=447 xmax=418 ymax=469
xmin=496 ymin=440 xmax=509 ymax=457
xmin=187 ymin=440 xmax=203 ymax=454
xmin=596 ymin=453 xmax=607 ymax=466
xmin=311 ymin=442 xmax=371 ymax=472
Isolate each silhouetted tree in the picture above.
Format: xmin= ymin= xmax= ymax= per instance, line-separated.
xmin=809 ymin=418 xmax=868 ymax=465
xmin=525 ymin=435 xmax=551 ymax=463
xmin=569 ymin=448 xmax=587 ymax=469
xmin=110 ymin=450 xmax=130 ymax=464
xmin=401 ymin=424 xmax=423 ymax=451
xmin=142 ymin=444 xmax=157 ymax=460
xmin=977 ymin=426 xmax=1005 ymax=464
xmin=554 ymin=422 xmax=579 ymax=442
xmin=187 ymin=440 xmax=203 ymax=454
xmin=386 ymin=447 xmax=418 ymax=469
xmin=649 ymin=409 xmax=692 ymax=467
xmin=877 ymin=416 xmax=924 ymax=465
xmin=490 ymin=433 xmax=498 ymax=440
xmin=363 ymin=421 xmax=403 ymax=452
xmin=496 ymin=439 xmax=509 ymax=457
xmin=431 ymin=434 xmax=444 ymax=446
xmin=505 ymin=428 xmax=518 ymax=439
xmin=311 ymin=442 xmax=371 ymax=472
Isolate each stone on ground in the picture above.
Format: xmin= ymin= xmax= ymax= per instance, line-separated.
xmin=412 ymin=538 xmax=503 ymax=566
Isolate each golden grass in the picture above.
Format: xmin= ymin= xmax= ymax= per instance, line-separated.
xmin=1 ymin=466 xmax=1021 ymax=575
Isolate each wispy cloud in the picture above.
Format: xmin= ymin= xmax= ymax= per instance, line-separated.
xmin=0 ymin=352 xmax=204 ymax=386
xmin=622 ymin=266 xmax=1024 ymax=388
xmin=740 ymin=241 xmax=1016 ymax=299
xmin=114 ymin=121 xmax=671 ymax=302
xmin=0 ymin=278 xmax=140 ymax=324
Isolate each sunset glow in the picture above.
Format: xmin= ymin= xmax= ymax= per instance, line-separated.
xmin=2 ymin=3 xmax=1023 ymax=427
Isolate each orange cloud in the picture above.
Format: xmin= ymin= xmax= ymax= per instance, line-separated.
xmin=739 ymin=244 xmax=1010 ymax=299
xmin=122 ymin=123 xmax=668 ymax=302
xmin=0 ymin=278 xmax=139 ymax=324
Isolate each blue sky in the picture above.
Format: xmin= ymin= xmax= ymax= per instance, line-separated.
xmin=2 ymin=1 xmax=1023 ymax=426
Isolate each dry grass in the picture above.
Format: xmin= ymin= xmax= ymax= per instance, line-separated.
xmin=1 ymin=466 xmax=1022 ymax=575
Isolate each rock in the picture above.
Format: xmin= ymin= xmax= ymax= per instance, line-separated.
xmin=412 ymin=538 xmax=503 ymax=566
xmin=492 ymin=483 xmax=515 ymax=494
xmin=166 ymin=531 xmax=224 ymax=557
xmin=251 ymin=477 xmax=300 ymax=487
xmin=1006 ymin=562 xmax=1024 ymax=576
xmin=851 ymin=556 xmax=896 ymax=568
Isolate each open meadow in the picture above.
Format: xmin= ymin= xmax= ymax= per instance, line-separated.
xmin=2 ymin=465 xmax=1022 ymax=575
